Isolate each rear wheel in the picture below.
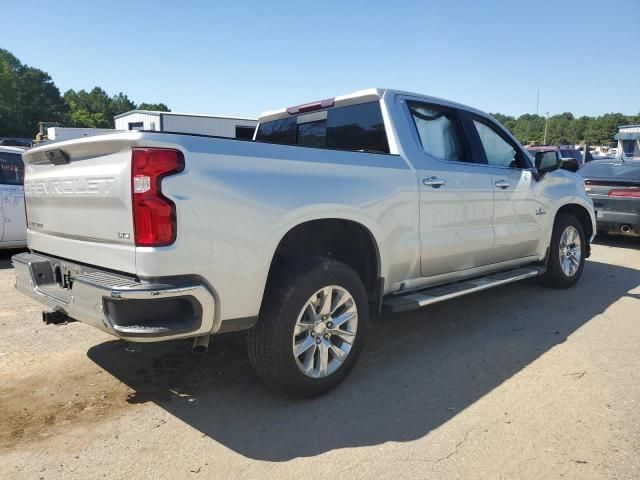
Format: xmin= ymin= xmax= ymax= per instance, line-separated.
xmin=539 ymin=213 xmax=586 ymax=288
xmin=247 ymin=257 xmax=368 ymax=397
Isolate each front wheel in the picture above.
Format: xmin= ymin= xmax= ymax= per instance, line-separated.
xmin=539 ymin=213 xmax=586 ymax=288
xmin=247 ymin=257 xmax=368 ymax=397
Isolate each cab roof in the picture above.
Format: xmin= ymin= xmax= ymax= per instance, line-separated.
xmin=257 ymin=87 xmax=492 ymax=124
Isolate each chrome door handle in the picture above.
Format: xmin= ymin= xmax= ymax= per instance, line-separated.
xmin=495 ymin=179 xmax=511 ymax=189
xmin=423 ymin=176 xmax=446 ymax=188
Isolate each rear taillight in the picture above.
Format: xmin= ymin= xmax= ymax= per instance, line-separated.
xmin=131 ymin=148 xmax=184 ymax=247
xmin=608 ymin=187 xmax=640 ymax=198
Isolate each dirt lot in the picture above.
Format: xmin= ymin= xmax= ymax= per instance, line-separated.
xmin=1 ymin=236 xmax=639 ymax=480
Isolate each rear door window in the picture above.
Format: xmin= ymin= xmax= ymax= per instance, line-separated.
xmin=407 ymin=102 xmax=466 ymax=162
xmin=0 ymin=152 xmax=25 ymax=185
xmin=255 ymin=101 xmax=390 ymax=153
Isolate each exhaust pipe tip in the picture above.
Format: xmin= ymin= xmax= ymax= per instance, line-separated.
xmin=620 ymin=224 xmax=632 ymax=234
xmin=192 ymin=335 xmax=210 ymax=355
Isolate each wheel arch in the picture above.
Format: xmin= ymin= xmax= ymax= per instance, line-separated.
xmin=263 ymin=218 xmax=383 ymax=310
xmin=554 ymin=203 xmax=594 ymax=258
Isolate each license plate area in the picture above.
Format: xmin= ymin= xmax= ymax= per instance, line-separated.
xmin=56 ymin=263 xmax=79 ymax=290
xmin=30 ymin=254 xmax=105 ymax=291
xmin=25 ymin=257 xmax=76 ymax=304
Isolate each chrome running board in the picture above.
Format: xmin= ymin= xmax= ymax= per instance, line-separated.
xmin=383 ymin=267 xmax=544 ymax=313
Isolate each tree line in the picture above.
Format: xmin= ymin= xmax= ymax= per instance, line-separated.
xmin=1 ymin=48 xmax=638 ymax=143
xmin=0 ymin=49 xmax=169 ymax=138
xmin=492 ymin=112 xmax=640 ymax=146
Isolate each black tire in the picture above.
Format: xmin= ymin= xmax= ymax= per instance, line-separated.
xmin=247 ymin=257 xmax=368 ymax=398
xmin=539 ymin=213 xmax=586 ymax=288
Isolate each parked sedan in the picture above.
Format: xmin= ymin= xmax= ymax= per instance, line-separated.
xmin=578 ymin=159 xmax=640 ymax=236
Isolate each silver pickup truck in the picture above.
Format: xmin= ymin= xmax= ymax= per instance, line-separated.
xmin=13 ymin=88 xmax=595 ymax=397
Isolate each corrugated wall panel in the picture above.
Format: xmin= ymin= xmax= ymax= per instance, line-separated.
xmin=160 ymin=116 xmax=257 ymax=138
xmin=114 ymin=113 xmax=161 ymax=131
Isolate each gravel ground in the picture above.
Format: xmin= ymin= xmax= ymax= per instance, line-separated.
xmin=1 ymin=236 xmax=639 ymax=479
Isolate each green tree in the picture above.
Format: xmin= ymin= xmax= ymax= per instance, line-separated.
xmin=109 ymin=92 xmax=136 ymax=118
xmin=496 ymin=111 xmax=639 ymax=146
xmin=492 ymin=113 xmax=516 ymax=132
xmin=0 ymin=49 xmax=68 ymax=137
xmin=511 ymin=114 xmax=545 ymax=144
xmin=64 ymin=88 xmax=137 ymax=128
xmin=138 ymin=102 xmax=171 ymax=112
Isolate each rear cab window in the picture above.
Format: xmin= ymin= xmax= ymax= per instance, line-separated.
xmin=0 ymin=152 xmax=25 ymax=185
xmin=255 ymin=101 xmax=390 ymax=154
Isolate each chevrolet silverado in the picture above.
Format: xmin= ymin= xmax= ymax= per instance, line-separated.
xmin=13 ymin=88 xmax=595 ymax=397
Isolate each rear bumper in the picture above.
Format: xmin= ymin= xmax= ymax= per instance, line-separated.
xmin=595 ymin=210 xmax=640 ymax=235
xmin=12 ymin=252 xmax=218 ymax=342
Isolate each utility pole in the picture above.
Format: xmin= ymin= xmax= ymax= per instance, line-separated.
xmin=543 ymin=112 xmax=550 ymax=145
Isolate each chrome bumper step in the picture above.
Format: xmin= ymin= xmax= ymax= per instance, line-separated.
xmin=12 ymin=252 xmax=217 ymax=342
xmin=383 ymin=267 xmax=544 ymax=313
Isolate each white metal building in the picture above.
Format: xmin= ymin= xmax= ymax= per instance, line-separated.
xmin=46 ymin=127 xmax=117 ymax=142
xmin=114 ymin=110 xmax=258 ymax=139
xmin=615 ymin=125 xmax=640 ymax=159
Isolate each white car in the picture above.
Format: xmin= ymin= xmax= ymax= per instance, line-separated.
xmin=13 ymin=88 xmax=595 ymax=396
xmin=0 ymin=146 xmax=27 ymax=249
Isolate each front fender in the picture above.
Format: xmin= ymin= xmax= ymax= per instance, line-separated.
xmin=539 ymin=170 xmax=596 ymax=245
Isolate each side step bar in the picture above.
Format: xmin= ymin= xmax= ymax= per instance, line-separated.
xmin=383 ymin=267 xmax=544 ymax=313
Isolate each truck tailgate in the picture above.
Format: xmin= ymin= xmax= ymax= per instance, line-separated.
xmin=23 ymin=136 xmax=137 ymax=273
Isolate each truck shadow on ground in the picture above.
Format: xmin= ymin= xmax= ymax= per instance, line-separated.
xmin=87 ymin=258 xmax=639 ymax=462
xmin=0 ymin=248 xmax=25 ymax=269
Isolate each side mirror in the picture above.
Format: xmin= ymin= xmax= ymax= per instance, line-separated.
xmin=535 ymin=151 xmax=562 ymax=174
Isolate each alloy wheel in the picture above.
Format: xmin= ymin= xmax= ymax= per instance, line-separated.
xmin=292 ymin=285 xmax=358 ymax=378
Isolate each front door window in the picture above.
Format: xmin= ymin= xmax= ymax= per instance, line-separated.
xmin=473 ymin=120 xmax=524 ymax=168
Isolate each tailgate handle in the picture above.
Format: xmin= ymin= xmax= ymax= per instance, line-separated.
xmin=44 ymin=149 xmax=70 ymax=165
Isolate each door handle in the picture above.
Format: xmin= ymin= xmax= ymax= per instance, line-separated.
xmin=423 ymin=176 xmax=446 ymax=188
xmin=495 ymin=179 xmax=511 ymax=189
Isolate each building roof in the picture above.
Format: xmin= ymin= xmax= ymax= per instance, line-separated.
xmin=615 ymin=131 xmax=639 ymax=140
xmin=114 ymin=110 xmax=256 ymax=122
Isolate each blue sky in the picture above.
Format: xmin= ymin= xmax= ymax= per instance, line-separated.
xmin=2 ymin=0 xmax=638 ymax=119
